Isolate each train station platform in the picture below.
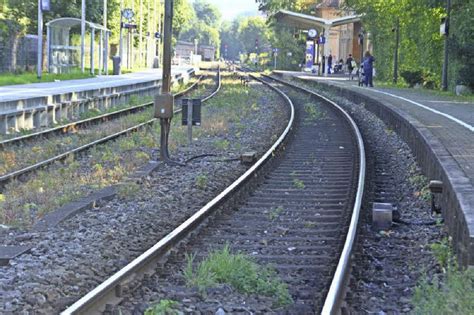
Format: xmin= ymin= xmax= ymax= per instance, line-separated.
xmin=274 ymin=70 xmax=474 ymax=265
xmin=0 ymin=66 xmax=195 ymax=133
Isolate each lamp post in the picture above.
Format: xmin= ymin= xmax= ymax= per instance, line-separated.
xmin=37 ymin=0 xmax=43 ymax=78
xmin=81 ymin=0 xmax=86 ymax=73
xmin=441 ymin=0 xmax=451 ymax=91
xmin=393 ymin=18 xmax=400 ymax=84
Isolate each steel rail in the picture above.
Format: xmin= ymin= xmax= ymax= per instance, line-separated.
xmin=261 ymin=74 xmax=366 ymax=314
xmin=0 ymin=75 xmax=204 ymax=148
xmin=0 ymin=71 xmax=220 ymax=189
xmin=61 ymin=73 xmax=293 ymax=315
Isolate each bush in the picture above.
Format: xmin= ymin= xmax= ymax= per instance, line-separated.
xmin=401 ymin=70 xmax=424 ymax=87
xmin=422 ymin=70 xmax=440 ymax=90
xmin=456 ymin=65 xmax=474 ymax=89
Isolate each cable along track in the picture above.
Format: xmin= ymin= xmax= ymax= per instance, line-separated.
xmin=62 ymin=73 xmax=364 ymax=314
xmin=0 ymin=70 xmax=221 ymax=190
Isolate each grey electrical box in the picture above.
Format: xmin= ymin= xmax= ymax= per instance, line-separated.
xmin=154 ymin=93 xmax=174 ymax=119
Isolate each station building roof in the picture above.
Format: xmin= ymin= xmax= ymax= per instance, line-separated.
xmin=273 ymin=9 xmax=361 ymax=30
xmin=46 ymin=17 xmax=109 ymax=32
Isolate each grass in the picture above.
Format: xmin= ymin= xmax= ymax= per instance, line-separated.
xmin=0 ymin=71 xmax=279 ymax=227
xmin=293 ymin=178 xmax=305 ymax=189
xmin=412 ymin=238 xmax=474 ymax=314
xmin=374 ymin=80 xmax=474 ymax=103
xmin=409 ymin=173 xmax=431 ymax=202
xmin=304 ymin=103 xmax=325 ymax=121
xmin=144 ymin=299 xmax=180 ymax=315
xmin=0 ymin=100 xmax=154 ymax=176
xmin=183 ymin=244 xmax=293 ymax=308
xmin=268 ymin=206 xmax=284 ymax=221
xmin=195 ymin=174 xmax=208 ymax=190
xmin=0 ymin=70 xmax=94 ymax=86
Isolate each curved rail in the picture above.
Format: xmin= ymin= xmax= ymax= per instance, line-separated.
xmin=261 ymin=73 xmax=366 ymax=314
xmin=0 ymin=70 xmax=221 ymax=189
xmin=0 ymin=75 xmax=204 ymax=148
xmin=61 ymin=73 xmax=294 ymax=315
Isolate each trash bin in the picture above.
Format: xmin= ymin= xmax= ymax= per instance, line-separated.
xmin=153 ymin=57 xmax=160 ymax=69
xmin=112 ymin=56 xmax=121 ymax=75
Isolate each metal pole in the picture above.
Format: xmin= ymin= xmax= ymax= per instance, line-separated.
xmin=37 ymin=0 xmax=43 ymax=78
xmin=160 ymin=0 xmax=173 ymax=161
xmin=161 ymin=0 xmax=172 ymax=94
xmin=139 ymin=0 xmax=143 ymax=67
xmin=103 ymin=0 xmax=107 ymax=74
xmin=46 ymin=25 xmax=50 ymax=73
xmin=105 ymin=31 xmax=109 ymax=74
xmin=441 ymin=0 xmax=450 ymax=91
xmin=187 ymin=100 xmax=193 ymax=144
xmin=393 ymin=18 xmax=400 ymax=84
xmin=98 ymin=30 xmax=102 ymax=74
xmin=81 ymin=0 xmax=86 ymax=73
xmin=90 ymin=29 xmax=95 ymax=74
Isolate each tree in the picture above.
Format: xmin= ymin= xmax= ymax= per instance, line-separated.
xmin=344 ymin=0 xmax=444 ymax=84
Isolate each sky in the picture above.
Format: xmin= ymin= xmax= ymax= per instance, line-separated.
xmin=193 ymin=0 xmax=260 ymax=21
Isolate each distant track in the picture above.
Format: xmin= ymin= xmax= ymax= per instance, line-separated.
xmin=0 ymin=70 xmax=221 ymax=190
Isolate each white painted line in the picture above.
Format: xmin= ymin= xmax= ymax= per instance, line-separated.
xmin=421 ymin=100 xmax=473 ymax=104
xmin=353 ymin=86 xmax=474 ymax=133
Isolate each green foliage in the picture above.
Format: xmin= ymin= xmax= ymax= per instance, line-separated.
xmin=400 ymin=70 xmax=424 ymax=87
xmin=184 ymin=245 xmax=293 ymax=308
xmin=292 ymin=178 xmax=305 ymax=189
xmin=195 ymin=173 xmax=208 ymax=190
xmin=268 ymin=205 xmax=284 ymax=221
xmin=144 ymin=299 xmax=180 ymax=315
xmin=0 ymin=70 xmax=93 ymax=86
xmin=412 ymin=238 xmax=474 ymax=314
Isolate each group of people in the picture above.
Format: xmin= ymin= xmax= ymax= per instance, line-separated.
xmin=326 ymin=51 xmax=375 ymax=87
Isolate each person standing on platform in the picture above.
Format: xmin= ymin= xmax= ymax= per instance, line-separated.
xmin=346 ymin=54 xmax=354 ymax=76
xmin=363 ymin=51 xmax=375 ymax=87
xmin=327 ymin=54 xmax=333 ymax=74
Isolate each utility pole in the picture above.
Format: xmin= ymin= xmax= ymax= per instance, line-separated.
xmin=156 ymin=0 xmax=174 ymax=162
xmin=37 ymin=0 xmax=43 ymax=78
xmin=81 ymin=0 xmax=86 ymax=73
xmin=441 ymin=0 xmax=451 ymax=91
xmin=103 ymin=0 xmax=107 ymax=74
xmin=393 ymin=18 xmax=400 ymax=84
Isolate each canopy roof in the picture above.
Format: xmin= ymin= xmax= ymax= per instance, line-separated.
xmin=273 ymin=9 xmax=361 ymax=30
xmin=46 ymin=17 xmax=109 ymax=31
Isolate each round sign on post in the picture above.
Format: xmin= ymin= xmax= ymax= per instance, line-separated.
xmin=308 ymin=29 xmax=318 ymax=38
xmin=122 ymin=8 xmax=134 ymax=20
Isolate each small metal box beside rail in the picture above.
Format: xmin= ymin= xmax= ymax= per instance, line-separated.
xmin=154 ymin=93 xmax=174 ymax=119
xmin=181 ymin=99 xmax=202 ymax=126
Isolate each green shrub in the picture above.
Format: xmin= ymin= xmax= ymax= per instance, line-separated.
xmin=184 ymin=245 xmax=293 ymax=308
xmin=400 ymin=70 xmax=424 ymax=88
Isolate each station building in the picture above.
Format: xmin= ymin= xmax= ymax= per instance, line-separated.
xmin=275 ymin=0 xmax=370 ymax=72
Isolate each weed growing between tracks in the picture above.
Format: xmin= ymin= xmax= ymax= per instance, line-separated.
xmin=184 ymin=245 xmax=293 ymax=308
xmin=144 ymin=299 xmax=180 ymax=315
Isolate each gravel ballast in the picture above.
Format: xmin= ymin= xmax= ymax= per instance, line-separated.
xmin=0 ymin=76 xmax=289 ymax=314
xmin=284 ymin=78 xmax=445 ymax=314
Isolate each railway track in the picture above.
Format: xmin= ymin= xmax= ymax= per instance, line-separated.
xmin=61 ymin=72 xmax=364 ymax=314
xmin=0 ymin=70 xmax=221 ymax=190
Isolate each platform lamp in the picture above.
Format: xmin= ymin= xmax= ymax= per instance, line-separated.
xmin=37 ymin=0 xmax=51 ymax=79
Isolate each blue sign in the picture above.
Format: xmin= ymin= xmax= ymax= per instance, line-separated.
xmin=155 ymin=32 xmax=161 ymax=39
xmin=272 ymin=48 xmax=279 ymax=53
xmin=41 ymin=0 xmax=51 ymax=11
xmin=318 ymin=36 xmax=326 ymax=44
xmin=305 ymin=41 xmax=314 ymax=68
